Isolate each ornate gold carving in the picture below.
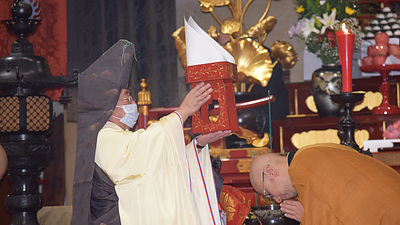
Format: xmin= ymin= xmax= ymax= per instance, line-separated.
xmin=137 ymin=78 xmax=152 ymax=106
xmin=219 ymin=191 xmax=236 ymax=222
xmin=172 ymin=0 xmax=298 ymax=88
xmin=192 ymin=82 xmax=230 ymax=132
xmin=245 ymin=147 xmax=269 ymax=158
xmin=171 ymin=26 xmax=187 ymax=67
xmin=186 ymin=62 xmax=237 ymax=81
xmin=353 ymin=91 xmax=382 ymax=111
xmin=223 ymin=38 xmax=278 ymax=87
xmin=209 ymin=147 xmax=269 ymax=159
xmin=210 ymin=149 xmax=231 ymax=159
xmin=291 ymin=129 xmax=370 ymax=149
xmin=237 ymin=159 xmax=252 ymax=173
xmin=355 ymin=130 xmax=370 ymax=148
xmin=305 ymin=91 xmax=383 ymax=113
xmin=270 ymin=40 xmax=298 ymax=69
xmin=234 ymin=126 xmax=259 ymax=144
xmin=252 ymin=133 xmax=270 ymax=147
xmin=233 ymin=127 xmax=270 ymax=147
xmin=305 ymin=95 xmax=318 ymax=113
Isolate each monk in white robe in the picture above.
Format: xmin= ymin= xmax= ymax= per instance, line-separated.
xmin=72 ymin=40 xmax=230 ymax=225
xmin=95 ymin=84 xmax=230 ymax=225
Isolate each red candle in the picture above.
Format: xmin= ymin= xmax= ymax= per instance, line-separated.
xmin=335 ymin=23 xmax=355 ymax=92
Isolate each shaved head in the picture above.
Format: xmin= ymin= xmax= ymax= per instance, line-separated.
xmin=249 ymin=153 xmax=285 ymax=194
xmin=249 ymin=153 xmax=297 ymax=202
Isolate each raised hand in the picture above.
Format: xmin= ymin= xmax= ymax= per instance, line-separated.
xmin=176 ymin=82 xmax=212 ymax=122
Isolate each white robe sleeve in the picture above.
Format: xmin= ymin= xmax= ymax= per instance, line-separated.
xmin=186 ymin=141 xmax=222 ymax=225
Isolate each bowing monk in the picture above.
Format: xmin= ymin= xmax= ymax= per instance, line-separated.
xmin=249 ymin=143 xmax=400 ymax=224
xmin=72 ymin=40 xmax=230 ymax=225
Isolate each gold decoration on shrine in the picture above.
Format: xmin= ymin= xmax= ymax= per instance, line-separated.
xmin=209 ymin=147 xmax=269 ymax=159
xmin=236 ymin=159 xmax=252 ymax=172
xmin=233 ymin=126 xmax=270 ymax=147
xmin=251 ymin=133 xmax=270 ymax=148
xmin=223 ymin=38 xmax=277 ymax=87
xmin=291 ymin=129 xmax=370 ymax=149
xmin=172 ymin=0 xmax=298 ymax=87
xmin=305 ymin=91 xmax=383 ymax=113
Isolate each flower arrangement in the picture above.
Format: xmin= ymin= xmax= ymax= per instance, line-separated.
xmin=288 ymin=0 xmax=362 ymax=64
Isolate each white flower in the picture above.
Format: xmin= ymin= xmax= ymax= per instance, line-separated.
xmin=301 ymin=17 xmax=319 ymax=38
xmin=319 ymin=0 xmax=326 ymax=5
xmin=317 ymin=9 xmax=339 ymax=34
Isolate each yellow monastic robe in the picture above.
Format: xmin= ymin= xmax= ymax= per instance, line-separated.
xmin=289 ymin=143 xmax=400 ymax=225
xmin=95 ymin=112 xmax=221 ymax=225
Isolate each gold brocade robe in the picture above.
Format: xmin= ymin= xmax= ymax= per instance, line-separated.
xmin=289 ymin=143 xmax=400 ymax=225
xmin=95 ymin=113 xmax=221 ymax=225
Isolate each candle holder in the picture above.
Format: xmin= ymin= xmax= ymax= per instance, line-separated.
xmin=360 ymin=64 xmax=400 ymax=115
xmin=330 ymin=92 xmax=371 ymax=156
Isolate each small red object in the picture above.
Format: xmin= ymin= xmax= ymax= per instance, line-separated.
xmin=360 ymin=64 xmax=400 ymax=115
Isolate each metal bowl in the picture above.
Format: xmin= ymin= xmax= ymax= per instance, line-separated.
xmin=245 ymin=204 xmax=300 ymax=225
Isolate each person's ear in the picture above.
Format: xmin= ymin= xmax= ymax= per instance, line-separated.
xmin=263 ymin=165 xmax=278 ymax=180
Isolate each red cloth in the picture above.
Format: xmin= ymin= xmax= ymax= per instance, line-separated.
xmin=219 ymin=185 xmax=251 ymax=225
xmin=0 ymin=0 xmax=67 ymax=101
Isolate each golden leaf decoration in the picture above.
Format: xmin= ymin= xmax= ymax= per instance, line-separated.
xmin=221 ymin=17 xmax=241 ymax=35
xmin=220 ymin=192 xmax=236 ymax=222
xmin=200 ymin=3 xmax=214 ymax=12
xmin=305 ymin=95 xmax=318 ymax=113
xmin=252 ymin=133 xmax=270 ymax=147
xmin=171 ymin=26 xmax=187 ymax=68
xmin=353 ymin=91 xmax=382 ymax=111
xmin=208 ymin=25 xmax=219 ymax=41
xmin=234 ymin=126 xmax=258 ymax=144
xmin=240 ymin=16 xmax=277 ymax=39
xmin=223 ymin=38 xmax=277 ymax=86
xmin=198 ymin=0 xmax=231 ymax=6
xmin=270 ymin=40 xmax=298 ymax=69
xmin=291 ymin=129 xmax=369 ymax=149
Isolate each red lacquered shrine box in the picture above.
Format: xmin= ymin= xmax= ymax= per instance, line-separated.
xmin=186 ymin=61 xmax=239 ymax=133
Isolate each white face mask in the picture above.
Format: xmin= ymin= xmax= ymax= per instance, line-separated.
xmin=113 ymin=103 xmax=139 ymax=128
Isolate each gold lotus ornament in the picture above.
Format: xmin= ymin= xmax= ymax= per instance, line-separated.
xmin=208 ymin=25 xmax=219 ymax=40
xmin=239 ymin=16 xmax=277 ymax=43
xmin=173 ymin=0 xmax=298 ymax=86
xmin=199 ymin=0 xmax=231 ymax=10
xmin=171 ymin=26 xmax=187 ymax=68
xmin=224 ymin=38 xmax=277 ymax=87
xmin=221 ymin=17 xmax=241 ymax=35
xmin=270 ymin=40 xmax=298 ymax=69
